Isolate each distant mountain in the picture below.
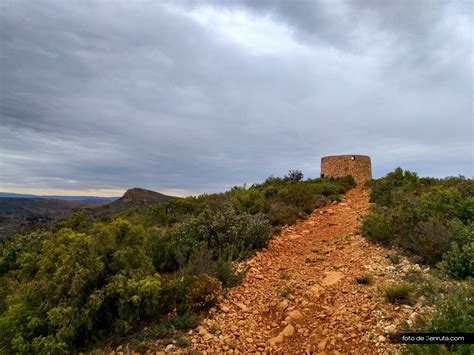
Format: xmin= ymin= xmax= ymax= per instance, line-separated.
xmin=0 ymin=188 xmax=177 ymax=239
xmin=0 ymin=192 xmax=37 ymax=198
xmin=0 ymin=197 xmax=106 ymax=239
xmin=98 ymin=188 xmax=177 ymax=215
xmin=0 ymin=192 xmax=119 ymax=203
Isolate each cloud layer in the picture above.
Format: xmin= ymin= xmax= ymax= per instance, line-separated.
xmin=1 ymin=0 xmax=472 ymax=196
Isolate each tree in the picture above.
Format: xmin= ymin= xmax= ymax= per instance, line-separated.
xmin=285 ymin=170 xmax=304 ymax=182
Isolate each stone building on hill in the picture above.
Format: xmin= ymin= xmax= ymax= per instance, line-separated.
xmin=321 ymin=155 xmax=372 ymax=184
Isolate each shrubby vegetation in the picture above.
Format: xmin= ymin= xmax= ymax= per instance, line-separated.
xmin=362 ymin=168 xmax=473 ymax=273
xmin=362 ymin=168 xmax=473 ymax=352
xmin=404 ymin=284 xmax=473 ymax=354
xmin=0 ymin=172 xmax=355 ymax=352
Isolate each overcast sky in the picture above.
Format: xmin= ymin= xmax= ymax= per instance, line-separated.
xmin=1 ymin=0 xmax=472 ymax=197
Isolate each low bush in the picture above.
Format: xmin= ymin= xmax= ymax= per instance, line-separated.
xmin=384 ymin=283 xmax=414 ymax=304
xmin=160 ymin=274 xmax=221 ymax=314
xmin=386 ymin=254 xmax=400 ymax=264
xmin=332 ymin=175 xmax=356 ymax=190
xmin=142 ymin=322 xmax=172 ymax=339
xmin=406 ymin=219 xmax=451 ymax=265
xmin=361 ymin=213 xmax=394 ymax=245
xmin=176 ymin=336 xmax=190 ymax=347
xmin=310 ymin=181 xmax=346 ymax=197
xmin=266 ymin=201 xmax=301 ymax=226
xmin=208 ymin=257 xmax=245 ymax=288
xmin=430 ymin=285 xmax=474 ymax=333
xmin=405 ymin=285 xmax=474 ymax=354
xmin=442 ymin=242 xmax=474 ymax=279
xmin=355 ymin=273 xmax=374 ymax=285
xmin=0 ymin=220 xmax=164 ymax=353
xmin=369 ymin=167 xmax=420 ymax=207
xmin=230 ymin=187 xmax=265 ymax=215
xmin=328 ymin=194 xmax=342 ymax=202
xmin=171 ymin=312 xmax=201 ymax=330
xmin=363 ymin=169 xmax=473 ymax=353
xmin=150 ymin=205 xmax=271 ymax=274
xmin=363 ymin=169 xmax=473 ymax=268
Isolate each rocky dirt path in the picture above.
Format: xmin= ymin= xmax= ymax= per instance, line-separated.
xmin=186 ymin=188 xmax=417 ymax=354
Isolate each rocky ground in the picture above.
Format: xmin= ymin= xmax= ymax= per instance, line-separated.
xmin=105 ymin=187 xmax=434 ymax=354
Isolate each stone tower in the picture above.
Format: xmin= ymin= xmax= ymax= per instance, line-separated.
xmin=320 ymin=155 xmax=372 ymax=184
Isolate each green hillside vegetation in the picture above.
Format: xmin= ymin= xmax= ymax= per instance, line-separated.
xmin=0 ymin=172 xmax=355 ymax=353
xmin=361 ymin=168 xmax=473 ymax=354
xmin=362 ymin=168 xmax=473 ymax=274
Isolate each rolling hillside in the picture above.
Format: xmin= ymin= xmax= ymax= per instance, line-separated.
xmin=0 ymin=188 xmax=177 ymax=239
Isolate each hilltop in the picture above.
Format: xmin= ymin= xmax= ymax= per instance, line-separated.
xmin=115 ymin=188 xmax=176 ymax=207
xmin=94 ymin=188 xmax=177 ymax=215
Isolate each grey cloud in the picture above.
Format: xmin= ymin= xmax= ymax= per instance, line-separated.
xmin=0 ymin=0 xmax=472 ymax=196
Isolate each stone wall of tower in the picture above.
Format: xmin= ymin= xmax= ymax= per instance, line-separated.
xmin=321 ymin=155 xmax=372 ymax=185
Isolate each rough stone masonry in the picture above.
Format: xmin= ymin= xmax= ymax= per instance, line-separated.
xmin=321 ymin=155 xmax=372 ymax=184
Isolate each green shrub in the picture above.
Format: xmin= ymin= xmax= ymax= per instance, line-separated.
xmin=210 ymin=258 xmax=245 ymax=288
xmin=171 ymin=312 xmax=200 ymax=330
xmin=443 ymin=243 xmax=474 ymax=279
xmin=57 ymin=210 xmax=92 ymax=232
xmin=430 ymin=285 xmax=473 ymax=333
xmin=135 ymin=341 xmax=155 ymax=353
xmin=266 ymin=201 xmax=301 ymax=226
xmin=440 ymin=176 xmax=474 ymax=198
xmin=142 ymin=322 xmax=172 ymax=339
xmin=384 ymin=283 xmax=414 ymax=304
xmin=386 ymin=254 xmax=400 ymax=264
xmin=418 ymin=186 xmax=465 ymax=221
xmin=361 ymin=213 xmax=394 ymax=245
xmin=369 ymin=168 xmax=420 ymax=206
xmin=332 ymin=175 xmax=356 ymax=189
xmin=406 ymin=219 xmax=451 ymax=265
xmin=416 ymin=276 xmax=443 ymax=305
xmin=405 ymin=285 xmax=474 ymax=354
xmin=0 ymin=230 xmax=53 ymax=278
xmin=355 ymin=273 xmax=374 ymax=285
xmin=231 ymin=188 xmax=265 ymax=214
xmin=181 ymin=274 xmax=221 ymax=312
xmin=278 ymin=183 xmax=328 ymax=214
xmin=176 ymin=336 xmax=190 ymax=347
xmin=364 ymin=170 xmax=473 ymax=269
xmin=446 ymin=219 xmax=473 ymax=248
xmin=0 ymin=220 xmax=165 ymax=353
xmin=460 ymin=197 xmax=474 ymax=222
xmin=180 ymin=248 xmax=245 ymax=288
xmin=310 ymin=181 xmax=346 ymax=197
xmin=181 ymin=205 xmax=271 ymax=259
xmin=149 ymin=205 xmax=270 ymax=273
xmin=144 ymin=199 xmax=199 ymax=227
xmin=160 ymin=274 xmax=221 ymax=315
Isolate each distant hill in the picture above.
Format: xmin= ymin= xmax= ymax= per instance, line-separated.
xmin=0 ymin=192 xmax=118 ymax=203
xmin=96 ymin=188 xmax=177 ymax=215
xmin=0 ymin=188 xmax=177 ymax=239
xmin=0 ymin=197 xmax=106 ymax=239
